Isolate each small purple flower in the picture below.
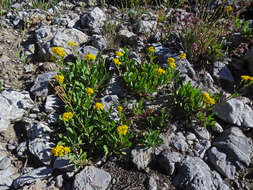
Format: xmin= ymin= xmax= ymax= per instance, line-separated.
xmin=192 ymin=43 xmax=198 ymax=51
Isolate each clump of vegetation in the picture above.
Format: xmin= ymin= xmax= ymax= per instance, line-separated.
xmin=50 ymin=44 xmax=217 ymax=168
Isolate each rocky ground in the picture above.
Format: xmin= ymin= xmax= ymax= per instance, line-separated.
xmin=0 ymin=0 xmax=253 ymax=190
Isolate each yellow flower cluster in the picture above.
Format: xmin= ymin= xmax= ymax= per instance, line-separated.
xmin=225 ymin=5 xmax=233 ymax=12
xmin=115 ymin=51 xmax=124 ymax=57
xmin=117 ymin=125 xmax=128 ymax=135
xmin=55 ymin=74 xmax=64 ymax=84
xmin=62 ymin=112 xmax=73 ymax=122
xmin=202 ymin=92 xmax=215 ymax=105
xmin=84 ymin=54 xmax=96 ymax=61
xmin=68 ymin=40 xmax=77 ymax=47
xmin=113 ymin=58 xmax=122 ymax=66
xmin=168 ymin=57 xmax=175 ymax=68
xmin=51 ymin=47 xmax=66 ymax=57
xmin=96 ymin=102 xmax=104 ymax=111
xmin=86 ymin=88 xmax=94 ymax=96
xmin=179 ymin=52 xmax=186 ymax=59
xmin=117 ymin=106 xmax=123 ymax=112
xmin=154 ymin=68 xmax=165 ymax=75
xmin=148 ymin=46 xmax=155 ymax=53
xmin=241 ymin=75 xmax=253 ymax=81
xmin=51 ymin=145 xmax=71 ymax=157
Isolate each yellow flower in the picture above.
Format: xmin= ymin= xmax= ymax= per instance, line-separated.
xmin=168 ymin=57 xmax=176 ymax=69
xmin=86 ymin=88 xmax=94 ymax=96
xmin=148 ymin=46 xmax=155 ymax=53
xmin=55 ymin=74 xmax=64 ymax=84
xmin=117 ymin=125 xmax=128 ymax=135
xmin=117 ymin=106 xmax=123 ymax=112
xmin=68 ymin=40 xmax=77 ymax=47
xmin=225 ymin=5 xmax=233 ymax=12
xmin=115 ymin=51 xmax=124 ymax=57
xmin=202 ymin=92 xmax=215 ymax=105
xmin=51 ymin=145 xmax=71 ymax=157
xmin=95 ymin=102 xmax=104 ymax=111
xmin=179 ymin=52 xmax=186 ymax=59
xmin=51 ymin=47 xmax=66 ymax=57
xmin=62 ymin=112 xmax=73 ymax=122
xmin=113 ymin=58 xmax=122 ymax=66
xmin=154 ymin=68 xmax=165 ymax=75
xmin=84 ymin=54 xmax=96 ymax=61
xmin=241 ymin=75 xmax=251 ymax=81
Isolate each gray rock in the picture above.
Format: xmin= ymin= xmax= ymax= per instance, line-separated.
xmin=0 ymin=157 xmax=11 ymax=170
xmin=175 ymin=56 xmax=196 ymax=78
xmin=16 ymin=141 xmax=27 ymax=157
xmin=117 ymin=29 xmax=137 ymax=45
xmin=100 ymin=95 xmax=119 ymax=120
xmin=173 ymin=156 xmax=230 ymax=190
xmin=52 ymin=28 xmax=89 ymax=50
xmin=0 ymin=55 xmax=9 ymax=64
xmin=213 ymin=127 xmax=253 ymax=167
xmin=53 ymin=157 xmax=74 ymax=171
xmin=28 ymin=138 xmax=54 ymax=165
xmin=157 ymin=152 xmax=183 ymax=175
xmin=12 ymin=167 xmax=53 ymax=189
xmin=193 ymin=126 xmax=210 ymax=140
xmin=185 ymin=132 xmax=197 ymax=141
xmin=30 ymin=72 xmax=56 ymax=97
xmin=106 ymin=76 xmax=124 ymax=97
xmin=131 ymin=148 xmax=153 ymax=170
xmin=137 ymin=20 xmax=157 ymax=34
xmin=208 ymin=147 xmax=236 ymax=179
xmin=35 ymin=25 xmax=58 ymax=60
xmin=7 ymin=144 xmax=16 ymax=151
xmin=55 ymin=175 xmax=64 ymax=188
xmin=213 ymin=61 xmax=234 ymax=83
xmin=147 ymin=175 xmax=157 ymax=190
xmin=81 ymin=7 xmax=106 ymax=30
xmin=212 ymin=122 xmax=224 ymax=133
xmin=0 ymin=166 xmax=16 ymax=189
xmin=76 ymin=46 xmax=98 ymax=60
xmin=47 ymin=112 xmax=59 ymax=124
xmin=73 ymin=166 xmax=111 ymax=190
xmin=213 ymin=98 xmax=253 ymax=128
xmin=44 ymin=95 xmax=62 ymax=113
xmin=53 ymin=13 xmax=79 ymax=28
xmin=0 ymin=90 xmax=33 ymax=132
xmin=91 ymin=34 xmax=107 ymax=50
xmin=170 ymin=132 xmax=189 ymax=152
xmin=26 ymin=122 xmax=52 ymax=140
xmin=193 ymin=139 xmax=211 ymax=158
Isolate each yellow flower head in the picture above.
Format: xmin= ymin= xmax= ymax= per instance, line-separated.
xmin=168 ymin=57 xmax=176 ymax=68
xmin=95 ymin=102 xmax=104 ymax=111
xmin=55 ymin=74 xmax=64 ymax=84
xmin=154 ymin=68 xmax=165 ymax=75
xmin=117 ymin=125 xmax=128 ymax=135
xmin=51 ymin=47 xmax=66 ymax=57
xmin=115 ymin=51 xmax=124 ymax=57
xmin=86 ymin=88 xmax=94 ymax=96
xmin=51 ymin=145 xmax=71 ymax=157
xmin=179 ymin=52 xmax=186 ymax=59
xmin=62 ymin=112 xmax=73 ymax=122
xmin=113 ymin=58 xmax=122 ymax=66
xmin=68 ymin=40 xmax=77 ymax=47
xmin=202 ymin=92 xmax=215 ymax=105
xmin=241 ymin=75 xmax=251 ymax=81
xmin=117 ymin=106 xmax=123 ymax=112
xmin=148 ymin=46 xmax=155 ymax=53
xmin=225 ymin=5 xmax=233 ymax=12
xmin=84 ymin=54 xmax=96 ymax=61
